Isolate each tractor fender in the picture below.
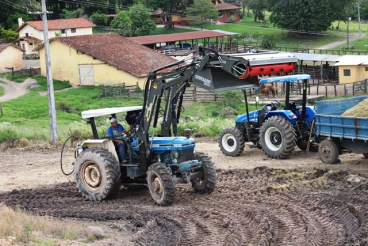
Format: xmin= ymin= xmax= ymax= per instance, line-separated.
xmin=81 ymin=139 xmax=119 ymax=162
xmin=294 ymin=106 xmax=316 ymax=124
xmin=264 ymin=110 xmax=297 ymax=124
xmin=235 ymin=110 xmax=259 ymax=124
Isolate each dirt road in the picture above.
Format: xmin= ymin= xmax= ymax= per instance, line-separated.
xmin=0 ymin=78 xmax=36 ymax=102
xmin=316 ymin=33 xmax=366 ymax=50
xmin=0 ymin=141 xmax=368 ymax=245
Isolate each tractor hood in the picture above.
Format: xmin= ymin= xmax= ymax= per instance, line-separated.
xmin=131 ymin=137 xmax=195 ymax=151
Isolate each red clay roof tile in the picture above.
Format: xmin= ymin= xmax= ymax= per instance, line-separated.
xmin=48 ymin=34 xmax=177 ymax=78
xmin=0 ymin=43 xmax=25 ymax=53
xmin=16 ymin=18 xmax=96 ymax=32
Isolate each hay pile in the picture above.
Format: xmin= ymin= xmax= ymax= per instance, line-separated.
xmin=342 ymin=98 xmax=368 ymax=117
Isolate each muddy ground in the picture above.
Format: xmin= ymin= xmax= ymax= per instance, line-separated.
xmin=1 ymin=139 xmax=368 ymax=245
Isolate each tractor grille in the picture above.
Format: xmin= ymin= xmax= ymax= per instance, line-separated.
xmin=177 ymin=148 xmax=194 ymax=163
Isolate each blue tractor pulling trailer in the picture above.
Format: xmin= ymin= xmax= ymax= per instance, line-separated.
xmin=219 ymin=74 xmax=317 ymax=159
xmin=67 ymin=47 xmax=297 ymax=205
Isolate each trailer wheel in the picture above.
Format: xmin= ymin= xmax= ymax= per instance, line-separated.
xmin=260 ymin=116 xmax=296 ymax=159
xmin=147 ymin=163 xmax=175 ymax=206
xmin=219 ymin=127 xmax=245 ymax=156
xmin=318 ymin=140 xmax=339 ymax=164
xmin=363 ymin=153 xmax=368 ymax=158
xmin=191 ymin=152 xmax=216 ymax=194
xmin=75 ymin=148 xmax=121 ymax=201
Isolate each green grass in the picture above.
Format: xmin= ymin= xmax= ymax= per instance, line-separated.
xmin=202 ymin=16 xmax=346 ymax=49
xmin=334 ymin=35 xmax=368 ymax=52
xmin=331 ymin=20 xmax=368 ymax=33
xmin=5 ymin=74 xmax=32 ymax=83
xmin=0 ymin=86 xmax=4 ymax=97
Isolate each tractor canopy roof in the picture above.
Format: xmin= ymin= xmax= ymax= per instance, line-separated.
xmin=260 ymin=74 xmax=311 ymax=83
xmin=81 ymin=106 xmax=143 ymax=119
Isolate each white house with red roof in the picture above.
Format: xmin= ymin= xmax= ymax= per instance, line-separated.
xmin=15 ymin=18 xmax=96 ymax=55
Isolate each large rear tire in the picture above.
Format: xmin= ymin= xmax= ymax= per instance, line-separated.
xmin=74 ymin=148 xmax=121 ymax=201
xmin=318 ymin=140 xmax=339 ymax=164
xmin=260 ymin=116 xmax=296 ymax=159
xmin=219 ymin=127 xmax=245 ymax=156
xmin=191 ymin=152 xmax=216 ymax=194
xmin=147 ymin=163 xmax=175 ymax=206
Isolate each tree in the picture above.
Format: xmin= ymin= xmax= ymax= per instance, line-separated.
xmin=110 ymin=11 xmax=132 ymax=36
xmin=260 ymin=34 xmax=276 ymax=48
xmin=236 ymin=0 xmax=246 ymax=18
xmin=269 ymin=0 xmax=337 ymax=33
xmin=184 ymin=0 xmax=219 ymax=30
xmin=90 ymin=12 xmax=109 ymax=26
xmin=128 ymin=4 xmax=156 ymax=36
xmin=248 ymin=0 xmax=267 ymax=22
xmin=59 ymin=8 xmax=85 ymax=19
xmin=144 ymin=0 xmax=194 ymax=22
xmin=1 ymin=30 xmax=18 ymax=42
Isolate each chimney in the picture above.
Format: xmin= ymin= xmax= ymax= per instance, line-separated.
xmin=18 ymin=17 xmax=24 ymax=27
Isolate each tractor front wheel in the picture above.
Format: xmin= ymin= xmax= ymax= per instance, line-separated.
xmin=74 ymin=148 xmax=121 ymax=201
xmin=147 ymin=163 xmax=175 ymax=206
xmin=318 ymin=139 xmax=339 ymax=164
xmin=260 ymin=116 xmax=296 ymax=159
xmin=219 ymin=127 xmax=245 ymax=156
xmin=191 ymin=152 xmax=216 ymax=194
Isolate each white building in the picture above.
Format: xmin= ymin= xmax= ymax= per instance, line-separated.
xmin=15 ymin=18 xmax=96 ymax=55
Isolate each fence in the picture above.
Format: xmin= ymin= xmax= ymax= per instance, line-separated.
xmin=98 ymin=82 xmax=142 ymax=99
xmin=5 ymin=67 xmax=41 ymax=80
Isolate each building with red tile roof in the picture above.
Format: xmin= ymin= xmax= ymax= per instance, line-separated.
xmin=15 ymin=18 xmax=96 ymax=55
xmin=0 ymin=44 xmax=24 ymax=72
xmin=35 ymin=33 xmax=177 ymax=87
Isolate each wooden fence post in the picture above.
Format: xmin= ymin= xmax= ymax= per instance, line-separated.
xmin=344 ymin=85 xmax=347 ymax=97
xmin=0 ymin=103 xmax=3 ymax=118
xmin=353 ymin=83 xmax=355 ymax=96
xmin=334 ymin=85 xmax=337 ymax=97
xmin=325 ymin=85 xmax=328 ymax=98
xmin=26 ymin=108 xmax=29 ymax=118
xmin=365 ymin=79 xmax=368 ymax=94
xmin=82 ymin=98 xmax=85 ymax=105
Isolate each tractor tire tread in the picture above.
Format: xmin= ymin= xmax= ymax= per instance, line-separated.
xmin=219 ymin=127 xmax=245 ymax=156
xmin=75 ymin=147 xmax=121 ymax=201
xmin=147 ymin=163 xmax=175 ymax=206
xmin=191 ymin=152 xmax=216 ymax=194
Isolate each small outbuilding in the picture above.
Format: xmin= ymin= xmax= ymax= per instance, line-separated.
xmin=0 ymin=43 xmax=24 ymax=72
xmin=334 ymin=55 xmax=368 ymax=84
xmin=35 ymin=33 xmax=177 ymax=87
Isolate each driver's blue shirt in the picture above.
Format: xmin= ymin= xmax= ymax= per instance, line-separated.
xmin=107 ymin=124 xmax=125 ymax=140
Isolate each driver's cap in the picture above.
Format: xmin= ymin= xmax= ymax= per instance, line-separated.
xmin=110 ymin=118 xmax=117 ymax=123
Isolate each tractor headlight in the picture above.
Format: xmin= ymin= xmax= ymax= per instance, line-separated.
xmin=172 ymin=151 xmax=179 ymax=159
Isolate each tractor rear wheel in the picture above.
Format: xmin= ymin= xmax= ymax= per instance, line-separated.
xmin=75 ymin=148 xmax=121 ymax=201
xmin=219 ymin=127 xmax=245 ymax=156
xmin=147 ymin=163 xmax=175 ymax=206
xmin=191 ymin=152 xmax=216 ymax=194
xmin=260 ymin=116 xmax=296 ymax=159
xmin=318 ymin=140 xmax=339 ymax=164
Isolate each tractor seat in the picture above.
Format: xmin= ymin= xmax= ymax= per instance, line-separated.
xmin=284 ymin=102 xmax=297 ymax=112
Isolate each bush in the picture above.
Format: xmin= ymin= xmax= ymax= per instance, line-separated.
xmin=261 ymin=34 xmax=276 ymax=49
xmin=228 ymin=15 xmax=238 ymax=23
xmin=90 ymin=12 xmax=108 ymax=26
xmin=1 ymin=29 xmax=18 ymax=42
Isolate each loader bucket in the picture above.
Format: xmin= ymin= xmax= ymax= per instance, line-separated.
xmin=191 ymin=66 xmax=259 ymax=93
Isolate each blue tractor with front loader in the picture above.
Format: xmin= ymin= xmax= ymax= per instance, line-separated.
xmin=67 ymin=47 xmax=298 ymax=205
xmin=219 ymin=74 xmax=317 ymax=159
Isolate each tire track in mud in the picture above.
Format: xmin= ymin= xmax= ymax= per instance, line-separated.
xmin=1 ymin=167 xmax=368 ymax=245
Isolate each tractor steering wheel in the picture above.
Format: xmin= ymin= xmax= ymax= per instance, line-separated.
xmin=271 ymin=100 xmax=281 ymax=110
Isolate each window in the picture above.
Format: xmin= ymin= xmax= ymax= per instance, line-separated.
xmin=29 ymin=43 xmax=33 ymax=45
xmin=25 ymin=33 xmax=29 ymax=37
xmin=343 ymin=69 xmax=351 ymax=76
xmin=71 ymin=28 xmax=76 ymax=33
xmin=365 ymin=67 xmax=368 ymax=72
xmin=61 ymin=29 xmax=66 ymax=34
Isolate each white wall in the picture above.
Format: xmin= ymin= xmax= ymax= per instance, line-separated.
xmin=19 ymin=25 xmax=93 ymax=40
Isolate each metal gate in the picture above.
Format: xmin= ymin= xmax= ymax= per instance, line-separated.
xmin=78 ymin=65 xmax=95 ymax=85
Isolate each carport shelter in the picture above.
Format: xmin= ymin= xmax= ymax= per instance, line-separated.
xmin=34 ymin=33 xmax=177 ymax=87
xmin=334 ymin=55 xmax=368 ymax=84
xmin=128 ymin=30 xmax=238 ymax=51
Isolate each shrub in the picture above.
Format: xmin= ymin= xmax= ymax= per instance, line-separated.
xmin=261 ymin=34 xmax=276 ymax=49
xmin=228 ymin=15 xmax=238 ymax=23
xmin=90 ymin=12 xmax=108 ymax=26
xmin=1 ymin=29 xmax=18 ymax=42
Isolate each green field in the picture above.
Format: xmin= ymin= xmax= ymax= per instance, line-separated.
xmin=0 ymin=86 xmax=4 ymax=97
xmin=0 ymin=75 xmax=253 ymax=144
xmin=334 ymin=35 xmax=368 ymax=52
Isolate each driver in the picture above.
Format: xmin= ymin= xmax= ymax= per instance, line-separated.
xmin=107 ymin=118 xmax=129 ymax=163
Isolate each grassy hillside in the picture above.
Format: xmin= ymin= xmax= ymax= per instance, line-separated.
xmin=0 ymin=75 xmax=256 ymax=144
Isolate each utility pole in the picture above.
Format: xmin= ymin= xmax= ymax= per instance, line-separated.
xmin=358 ymin=2 xmax=362 ymax=40
xmin=29 ymin=0 xmax=58 ymax=145
xmin=347 ymin=16 xmax=351 ymax=48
